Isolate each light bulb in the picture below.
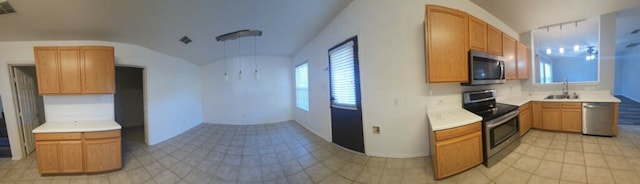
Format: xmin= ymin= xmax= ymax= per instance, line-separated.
xmin=559 ymin=47 xmax=565 ymax=54
xmin=546 ymin=48 xmax=551 ymax=55
xmin=253 ymin=70 xmax=260 ymax=80
xmin=224 ymin=72 xmax=229 ymax=82
xmin=574 ymin=45 xmax=579 ymax=52
xmin=590 ymin=55 xmax=596 ymax=60
xmin=585 ymin=55 xmax=590 ymax=60
xmin=238 ymin=70 xmax=243 ymax=80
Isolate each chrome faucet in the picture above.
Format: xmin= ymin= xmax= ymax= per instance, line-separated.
xmin=562 ymin=78 xmax=569 ymax=96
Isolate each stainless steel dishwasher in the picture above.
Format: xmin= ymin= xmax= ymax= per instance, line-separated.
xmin=582 ymin=102 xmax=615 ymax=136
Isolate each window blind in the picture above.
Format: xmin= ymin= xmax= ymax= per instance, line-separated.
xmin=329 ymin=41 xmax=357 ymax=110
xmin=295 ymin=63 xmax=309 ymax=111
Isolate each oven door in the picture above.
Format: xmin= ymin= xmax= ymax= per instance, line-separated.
xmin=485 ymin=110 xmax=519 ymax=157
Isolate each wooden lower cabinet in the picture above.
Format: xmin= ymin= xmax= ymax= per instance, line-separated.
xmin=532 ymin=102 xmax=542 ymax=128
xmin=542 ymin=108 xmax=562 ymax=131
xmin=536 ymin=102 xmax=583 ymax=132
xmin=519 ymin=103 xmax=532 ymax=136
xmin=562 ymin=109 xmax=582 ymax=133
xmin=34 ymin=130 xmax=121 ymax=175
xmin=431 ymin=122 xmax=483 ymax=179
xmin=84 ymin=138 xmax=121 ymax=173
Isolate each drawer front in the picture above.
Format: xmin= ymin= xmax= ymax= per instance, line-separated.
xmin=562 ymin=103 xmax=582 ymax=109
xmin=83 ymin=130 xmax=121 ymax=140
xmin=435 ymin=122 xmax=481 ymax=142
xmin=542 ymin=103 xmax=562 ymax=109
xmin=35 ymin=133 xmax=82 ymax=141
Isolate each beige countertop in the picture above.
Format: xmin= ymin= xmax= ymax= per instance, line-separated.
xmin=32 ymin=120 xmax=121 ymax=133
xmin=427 ymin=91 xmax=620 ymax=131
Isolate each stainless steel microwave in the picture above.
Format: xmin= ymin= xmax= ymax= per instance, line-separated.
xmin=462 ymin=50 xmax=506 ymax=86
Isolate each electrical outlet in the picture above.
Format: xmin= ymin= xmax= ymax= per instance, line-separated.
xmin=373 ymin=126 xmax=381 ymax=134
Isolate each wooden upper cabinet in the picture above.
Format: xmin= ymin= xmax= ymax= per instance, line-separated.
xmin=487 ymin=25 xmax=503 ymax=55
xmin=468 ymin=16 xmax=487 ymax=52
xmin=34 ymin=46 xmax=115 ymax=94
xmin=425 ymin=5 xmax=469 ymax=83
xmin=516 ymin=42 xmax=530 ymax=79
xmin=34 ymin=47 xmax=61 ymax=94
xmin=81 ymin=47 xmax=115 ymax=94
xmin=502 ymin=34 xmax=517 ymax=80
xmin=58 ymin=47 xmax=82 ymax=94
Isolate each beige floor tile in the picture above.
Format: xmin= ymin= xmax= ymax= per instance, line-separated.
xmin=528 ymin=175 xmax=559 ymax=184
xmin=478 ymin=162 xmax=509 ymax=179
xmin=605 ymin=155 xmax=634 ymax=170
xmin=627 ymin=157 xmax=640 ymax=171
xmin=583 ymin=153 xmax=608 ymax=168
xmin=533 ymin=138 xmax=552 ymax=148
xmin=534 ymin=160 xmax=563 ymax=179
xmin=585 ymin=166 xmax=614 ymax=184
xmin=514 ymin=143 xmax=532 ymax=154
xmin=494 ymin=168 xmax=532 ymax=184
xmin=566 ymin=134 xmax=582 ymax=142
xmin=451 ymin=167 xmax=490 ymax=184
xmin=549 ymin=140 xmax=567 ymax=150
xmin=611 ymin=169 xmax=640 ymax=184
xmin=583 ymin=142 xmax=602 ymax=154
xmin=378 ymin=168 xmax=403 ymax=184
xmin=620 ymin=146 xmax=640 ymax=157
xmin=501 ymin=152 xmax=523 ymax=166
xmin=384 ymin=158 xmax=404 ymax=169
xmin=565 ymin=142 xmax=583 ymax=152
xmin=563 ymin=151 xmax=584 ymax=165
xmin=525 ymin=146 xmax=548 ymax=158
xmin=401 ymin=168 xmax=430 ymax=184
xmin=560 ymin=163 xmax=586 ymax=183
xmin=543 ymin=149 xmax=565 ymax=162
xmin=319 ymin=173 xmax=352 ymax=184
xmin=513 ymin=155 xmax=541 ymax=171
xmin=337 ymin=163 xmax=363 ymax=180
xmin=600 ymin=144 xmax=623 ymax=156
xmin=355 ymin=166 xmax=382 ymax=184
xmin=287 ymin=171 xmax=313 ymax=184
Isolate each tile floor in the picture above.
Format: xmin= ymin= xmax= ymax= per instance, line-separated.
xmin=1 ymin=121 xmax=640 ymax=184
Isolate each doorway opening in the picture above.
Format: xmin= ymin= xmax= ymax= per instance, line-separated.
xmin=0 ymin=95 xmax=9 ymax=157
xmin=9 ymin=66 xmax=46 ymax=157
xmin=114 ymin=66 xmax=147 ymax=144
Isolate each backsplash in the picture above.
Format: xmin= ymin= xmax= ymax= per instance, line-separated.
xmin=426 ymin=80 xmax=522 ymax=110
xmin=44 ymin=94 xmax=114 ymax=122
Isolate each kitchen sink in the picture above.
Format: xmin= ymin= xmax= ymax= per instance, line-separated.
xmin=545 ymin=94 xmax=579 ymax=99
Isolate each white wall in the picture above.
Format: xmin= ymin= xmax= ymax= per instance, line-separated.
xmin=520 ymin=13 xmax=617 ymax=93
xmin=202 ymin=55 xmax=293 ymax=124
xmin=292 ymin=0 xmax=520 ymax=157
xmin=0 ymin=41 xmax=203 ymax=159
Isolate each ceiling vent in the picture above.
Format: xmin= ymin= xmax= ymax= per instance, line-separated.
xmin=0 ymin=0 xmax=16 ymax=15
xmin=626 ymin=43 xmax=639 ymax=48
xmin=179 ymin=36 xmax=192 ymax=44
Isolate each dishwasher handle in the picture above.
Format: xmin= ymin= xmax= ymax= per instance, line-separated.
xmin=583 ymin=103 xmax=613 ymax=108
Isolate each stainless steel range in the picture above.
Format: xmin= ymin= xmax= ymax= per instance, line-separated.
xmin=463 ymin=89 xmax=520 ymax=167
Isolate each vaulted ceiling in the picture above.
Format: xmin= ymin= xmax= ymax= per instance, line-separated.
xmin=0 ymin=0 xmax=351 ymax=65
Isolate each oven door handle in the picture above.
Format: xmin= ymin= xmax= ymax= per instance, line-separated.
xmin=486 ymin=110 xmax=520 ymax=128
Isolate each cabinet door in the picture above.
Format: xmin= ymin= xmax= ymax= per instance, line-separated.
xmin=34 ymin=47 xmax=60 ymax=94
xmin=487 ymin=25 xmax=503 ymax=55
xmin=468 ymin=16 xmax=487 ymax=51
xmin=58 ymin=47 xmax=82 ymax=94
xmin=82 ymin=47 xmax=115 ymax=94
xmin=519 ymin=104 xmax=532 ymax=136
xmin=426 ymin=6 xmax=469 ymax=83
xmin=84 ymin=138 xmax=121 ymax=173
xmin=516 ymin=42 xmax=530 ymax=79
xmin=434 ymin=131 xmax=482 ymax=179
xmin=542 ymin=108 xmax=562 ymax=131
xmin=59 ymin=141 xmax=83 ymax=173
xmin=35 ymin=141 xmax=60 ymax=174
xmin=532 ymin=102 xmax=542 ymax=128
xmin=562 ymin=109 xmax=582 ymax=133
xmin=502 ymin=34 xmax=517 ymax=80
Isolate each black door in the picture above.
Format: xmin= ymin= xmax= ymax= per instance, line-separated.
xmin=329 ymin=37 xmax=364 ymax=153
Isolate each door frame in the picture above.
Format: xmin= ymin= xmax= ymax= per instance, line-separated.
xmin=115 ymin=65 xmax=149 ymax=145
xmin=8 ymin=64 xmax=45 ymax=157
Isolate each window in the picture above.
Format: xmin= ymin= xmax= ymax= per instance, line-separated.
xmin=295 ymin=63 xmax=309 ymax=111
xmin=329 ymin=39 xmax=358 ymax=110
xmin=539 ymin=57 xmax=552 ymax=84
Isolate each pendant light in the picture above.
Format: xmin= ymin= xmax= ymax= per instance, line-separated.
xmin=546 ymin=28 xmax=552 ymax=55
xmin=238 ymin=38 xmax=243 ymax=81
xmin=253 ymin=36 xmax=260 ymax=80
xmin=223 ymin=41 xmax=229 ymax=82
xmin=559 ymin=25 xmax=564 ymax=54
xmin=573 ymin=22 xmax=580 ymax=52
